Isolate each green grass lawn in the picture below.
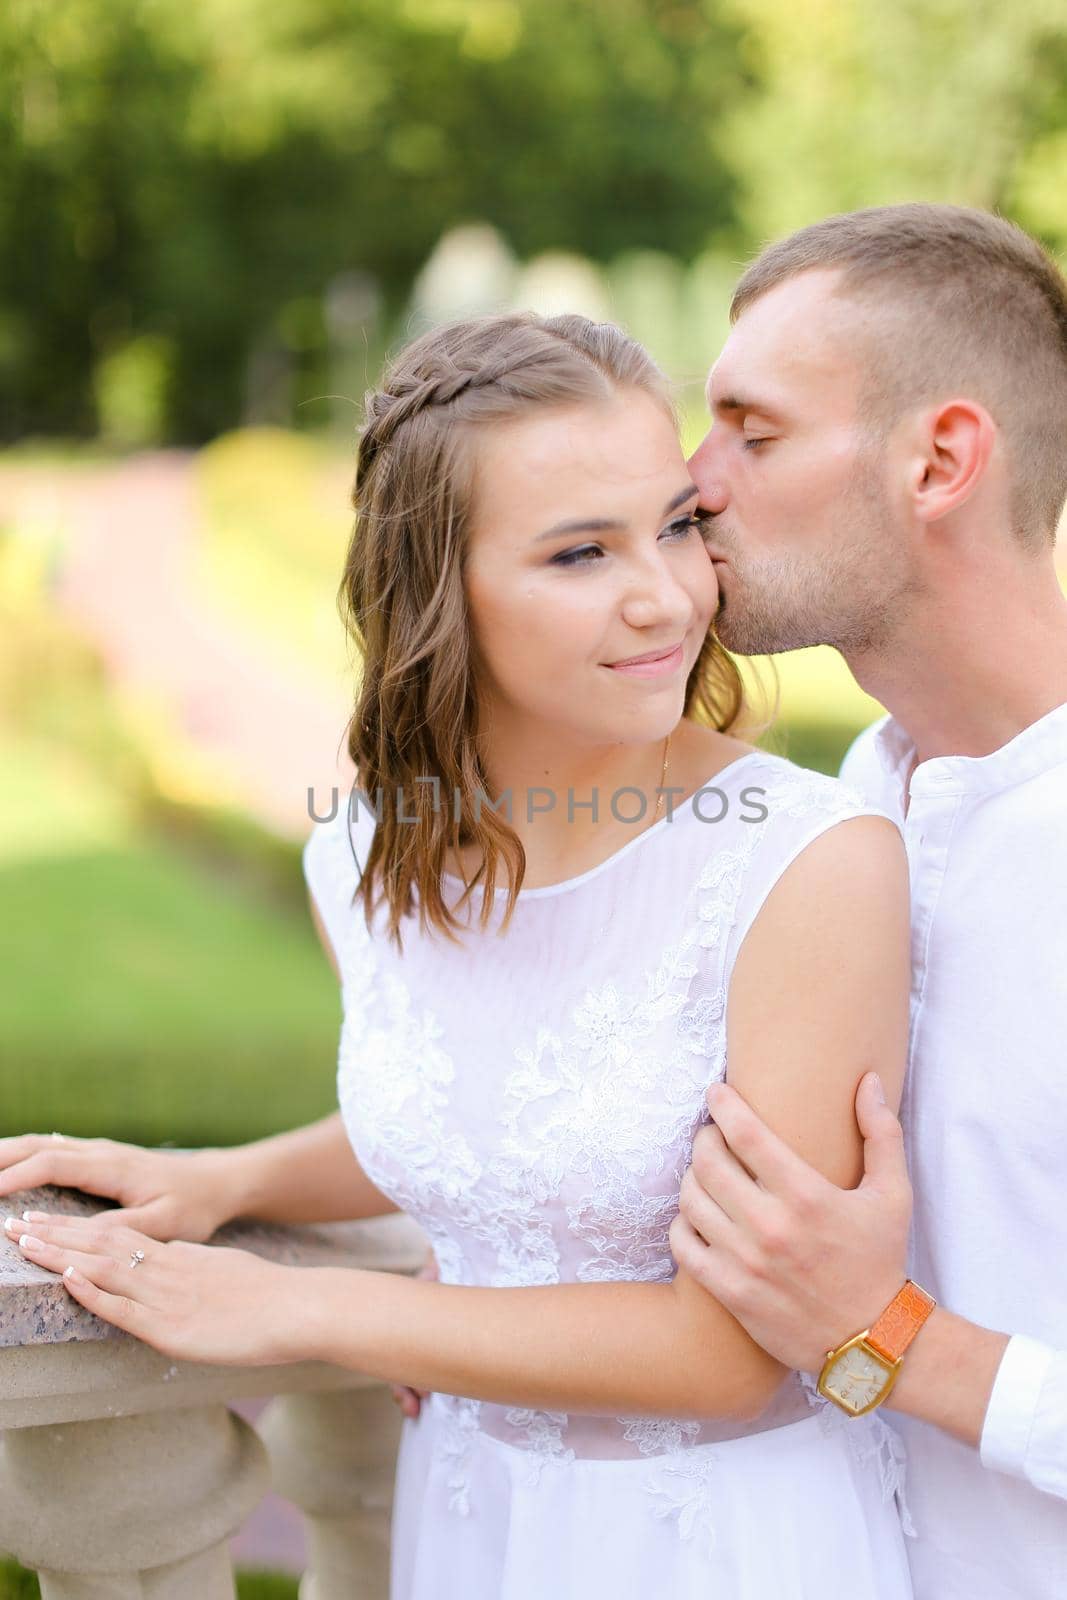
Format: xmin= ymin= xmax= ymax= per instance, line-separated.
xmin=0 ymin=1562 xmax=298 ymax=1598
xmin=1 ymin=835 xmax=340 ymax=1146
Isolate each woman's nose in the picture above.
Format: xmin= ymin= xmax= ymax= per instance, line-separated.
xmin=619 ymin=554 xmax=695 ymax=629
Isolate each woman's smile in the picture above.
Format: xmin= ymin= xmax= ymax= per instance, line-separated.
xmin=603 ymin=640 xmax=686 ymax=678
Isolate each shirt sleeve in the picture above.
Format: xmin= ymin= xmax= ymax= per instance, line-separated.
xmin=980 ymin=1334 xmax=1067 ymax=1501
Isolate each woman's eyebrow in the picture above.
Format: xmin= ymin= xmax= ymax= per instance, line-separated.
xmin=663 ymin=483 xmax=701 ymax=514
xmin=534 ymin=484 xmax=698 ymax=544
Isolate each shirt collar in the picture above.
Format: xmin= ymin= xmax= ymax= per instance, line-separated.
xmin=874 ymin=700 xmax=1067 ymax=801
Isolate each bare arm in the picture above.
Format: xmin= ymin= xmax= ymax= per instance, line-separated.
xmin=303 ymin=815 xmax=910 ymax=1419
xmin=220 ymin=1108 xmax=398 ymax=1225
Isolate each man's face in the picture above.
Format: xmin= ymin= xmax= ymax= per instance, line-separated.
xmin=688 ymin=269 xmax=915 ymax=656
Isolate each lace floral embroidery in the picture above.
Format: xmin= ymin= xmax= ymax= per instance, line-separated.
xmin=502 ymin=1409 xmax=577 ymax=1484
xmin=621 ymin=1416 xmax=702 ymax=1455
xmin=318 ymin=762 xmax=880 ymax=1527
xmin=568 ymin=1185 xmax=679 ymax=1283
xmin=644 ymin=1447 xmax=721 ymax=1558
xmin=798 ymin=1371 xmax=916 ymax=1537
xmin=435 ymin=1394 xmax=482 ymax=1516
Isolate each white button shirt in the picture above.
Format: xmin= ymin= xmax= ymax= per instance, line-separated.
xmin=840 ymin=703 xmax=1067 ymax=1600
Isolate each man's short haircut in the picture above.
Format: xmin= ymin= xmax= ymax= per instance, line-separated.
xmin=731 ymin=204 xmax=1067 ymax=545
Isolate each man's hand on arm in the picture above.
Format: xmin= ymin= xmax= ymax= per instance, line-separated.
xmin=672 ymin=1074 xmax=1008 ymax=1450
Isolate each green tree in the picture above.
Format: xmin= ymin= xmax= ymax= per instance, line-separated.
xmin=1 ymin=0 xmax=747 ymax=441
xmin=719 ymin=0 xmax=1067 ymax=242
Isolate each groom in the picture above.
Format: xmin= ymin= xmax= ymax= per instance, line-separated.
xmin=675 ymin=203 xmax=1067 ymax=1600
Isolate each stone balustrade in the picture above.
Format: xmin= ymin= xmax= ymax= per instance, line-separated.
xmin=0 ymin=1186 xmax=429 ymax=1599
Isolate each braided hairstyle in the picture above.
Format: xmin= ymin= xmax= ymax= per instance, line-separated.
xmin=338 ymin=311 xmax=744 ymax=946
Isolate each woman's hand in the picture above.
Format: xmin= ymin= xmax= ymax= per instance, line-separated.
xmin=389 ymin=1247 xmax=438 ymax=1418
xmin=5 ymin=1213 xmax=315 ymax=1367
xmin=0 ymin=1132 xmax=242 ymax=1243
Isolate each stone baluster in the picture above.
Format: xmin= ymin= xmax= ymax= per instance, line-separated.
xmin=0 ymin=1403 xmax=268 ymax=1599
xmin=257 ymin=1384 xmax=403 ymax=1600
xmin=0 ymin=1191 xmax=428 ymax=1599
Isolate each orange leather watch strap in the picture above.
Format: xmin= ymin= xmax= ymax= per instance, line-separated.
xmin=866 ymin=1279 xmax=937 ymax=1363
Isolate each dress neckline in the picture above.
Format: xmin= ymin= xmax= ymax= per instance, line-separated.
xmin=441 ymin=749 xmax=766 ymax=902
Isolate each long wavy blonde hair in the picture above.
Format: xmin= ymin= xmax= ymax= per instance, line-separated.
xmin=339 ymin=311 xmax=745 ymax=946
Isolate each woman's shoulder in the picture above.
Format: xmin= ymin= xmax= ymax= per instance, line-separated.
xmin=732 ymin=751 xmax=905 ymax=930
xmin=731 ymin=746 xmax=883 ymax=819
xmin=688 ymin=745 xmax=902 ymax=881
xmin=709 ymin=749 xmax=906 ymax=976
xmin=677 ymin=719 xmax=885 ymax=819
xmin=302 ymin=786 xmax=378 ymax=934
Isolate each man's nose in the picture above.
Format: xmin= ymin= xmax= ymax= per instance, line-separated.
xmin=686 ymin=430 xmax=728 ymax=516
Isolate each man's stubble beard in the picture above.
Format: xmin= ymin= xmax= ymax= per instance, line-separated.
xmin=708 ymin=473 xmax=910 ymax=659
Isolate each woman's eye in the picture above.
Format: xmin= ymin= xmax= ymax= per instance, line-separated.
xmin=551 ymin=544 xmax=603 ymax=567
xmin=742 ymin=436 xmax=769 ymax=451
xmin=552 ymin=515 xmax=702 ymax=567
xmin=660 ymin=514 xmax=701 ymax=541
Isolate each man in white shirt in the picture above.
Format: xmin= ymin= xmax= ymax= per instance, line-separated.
xmin=673 ymin=203 xmax=1067 ymax=1599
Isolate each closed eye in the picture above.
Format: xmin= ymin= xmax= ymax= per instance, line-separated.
xmin=742 ymin=437 xmax=770 ymax=451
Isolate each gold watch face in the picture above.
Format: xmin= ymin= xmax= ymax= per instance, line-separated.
xmin=819 ymin=1337 xmax=897 ymax=1416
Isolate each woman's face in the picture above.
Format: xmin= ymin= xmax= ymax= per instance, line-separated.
xmin=464 ymin=387 xmax=719 ymax=753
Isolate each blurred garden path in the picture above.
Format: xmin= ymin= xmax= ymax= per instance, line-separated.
xmin=0 ymin=453 xmax=356 ymax=839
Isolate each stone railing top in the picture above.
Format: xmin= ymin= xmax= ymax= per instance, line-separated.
xmin=0 ymin=1185 xmax=429 ymax=1350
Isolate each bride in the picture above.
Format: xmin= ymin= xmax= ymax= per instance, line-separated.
xmin=1 ymin=311 xmax=914 ymax=1597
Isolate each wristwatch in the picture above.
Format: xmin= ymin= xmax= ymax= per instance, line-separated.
xmin=818 ymin=1279 xmax=936 ymax=1417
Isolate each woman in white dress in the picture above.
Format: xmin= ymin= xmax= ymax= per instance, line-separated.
xmin=3 ymin=311 xmax=915 ymax=1597
xmin=300 ymin=311 xmax=915 ymax=1597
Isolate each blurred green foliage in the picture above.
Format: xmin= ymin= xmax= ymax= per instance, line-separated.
xmin=0 ymin=1565 xmax=36 ymax=1600
xmin=1 ymin=0 xmax=744 ymax=441
xmin=6 ymin=0 xmax=1066 ymax=446
xmin=723 ymin=0 xmax=1067 ymax=239
xmin=0 ymin=1562 xmax=299 ymax=1598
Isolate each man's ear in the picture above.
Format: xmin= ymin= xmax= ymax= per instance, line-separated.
xmin=908 ymin=399 xmax=996 ymax=524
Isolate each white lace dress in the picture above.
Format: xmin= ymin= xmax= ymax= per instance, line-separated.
xmin=303 ymin=750 xmax=915 ymax=1600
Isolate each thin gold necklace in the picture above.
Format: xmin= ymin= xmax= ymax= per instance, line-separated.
xmin=653 ymin=732 xmax=672 ymax=820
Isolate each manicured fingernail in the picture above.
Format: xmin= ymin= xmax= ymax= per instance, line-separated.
xmin=4 ymin=1217 xmax=20 ymax=1232
xmin=872 ymin=1073 xmax=886 ymax=1104
xmin=19 ymin=1234 xmax=44 ymax=1250
xmin=64 ymin=1266 xmax=84 ymax=1284
xmin=22 ymin=1211 xmax=49 ymax=1222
